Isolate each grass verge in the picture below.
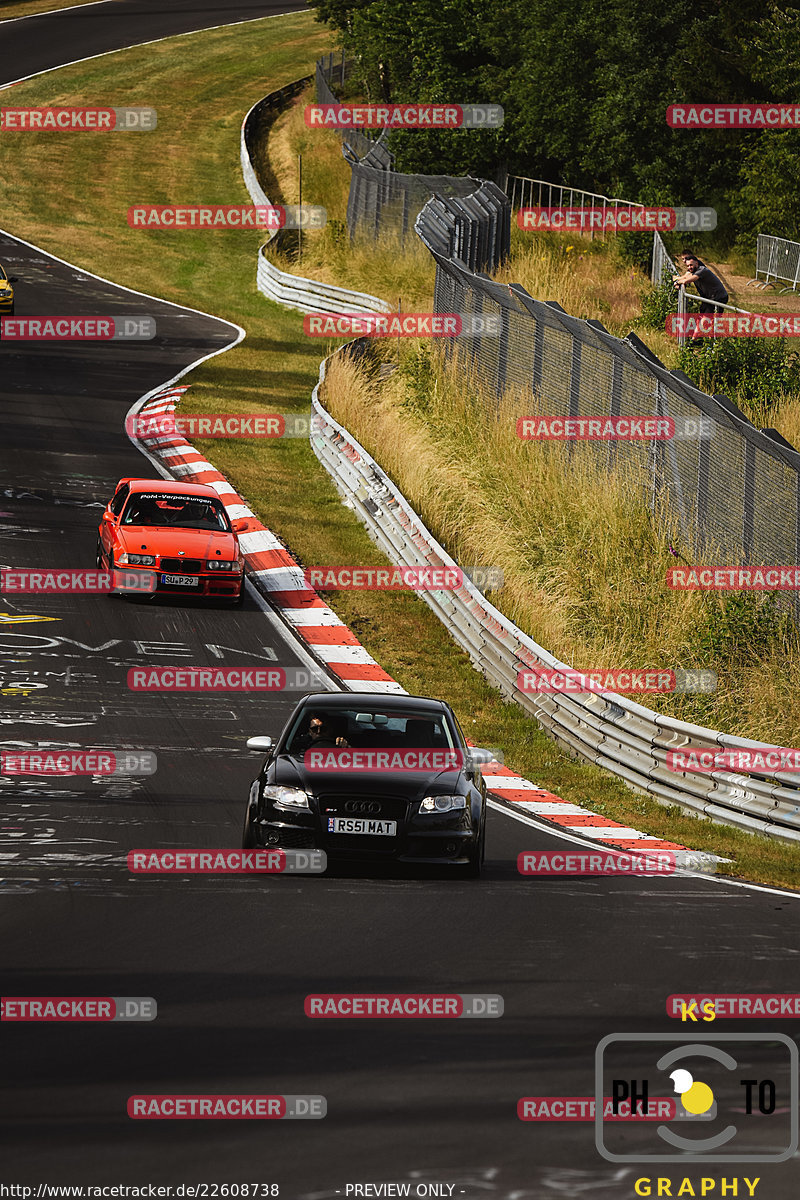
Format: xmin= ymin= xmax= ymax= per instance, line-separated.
xmin=1 ymin=13 xmax=798 ymax=888
xmin=0 ymin=0 xmax=99 ymax=23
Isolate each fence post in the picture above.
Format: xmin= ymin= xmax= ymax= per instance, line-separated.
xmin=497 ymin=306 xmax=510 ymax=398
xmin=743 ymin=440 xmax=756 ymax=562
xmin=696 ymin=420 xmax=710 ymax=558
xmin=569 ymin=338 xmax=581 ymax=419
xmin=607 ymin=356 xmax=623 ymax=473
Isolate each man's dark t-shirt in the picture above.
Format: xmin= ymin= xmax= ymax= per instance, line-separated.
xmin=692 ymin=261 xmax=728 ymax=304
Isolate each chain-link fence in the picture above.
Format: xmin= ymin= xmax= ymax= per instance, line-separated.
xmin=754 ymin=233 xmax=800 ymax=292
xmin=316 ymin=55 xmax=503 ymax=265
xmin=417 ymin=206 xmax=800 ymax=578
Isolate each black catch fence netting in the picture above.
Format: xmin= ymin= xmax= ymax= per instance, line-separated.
xmin=417 ymin=214 xmax=800 ymax=597
xmin=316 ymin=56 xmax=506 ymax=269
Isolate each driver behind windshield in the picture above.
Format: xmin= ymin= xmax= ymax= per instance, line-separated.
xmin=122 ymin=496 xmax=228 ymax=530
xmin=291 ymin=712 xmax=350 ymax=755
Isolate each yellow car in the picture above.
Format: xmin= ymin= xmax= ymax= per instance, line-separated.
xmin=0 ymin=264 xmax=17 ymax=314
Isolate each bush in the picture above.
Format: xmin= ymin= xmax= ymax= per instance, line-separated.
xmin=638 ymin=275 xmax=679 ymax=330
xmin=615 ymin=231 xmax=654 ymax=274
xmin=691 ymin=592 xmax=795 ymax=666
xmin=676 ymin=337 xmax=800 ymax=411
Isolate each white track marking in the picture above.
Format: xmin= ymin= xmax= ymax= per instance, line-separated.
xmin=488 ymin=798 xmax=800 ymax=900
xmin=0 ymin=10 xmax=301 ymax=88
xmin=0 ymin=0 xmax=115 ymax=28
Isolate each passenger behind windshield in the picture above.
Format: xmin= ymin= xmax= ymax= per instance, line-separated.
xmin=122 ymin=496 xmax=230 ymax=531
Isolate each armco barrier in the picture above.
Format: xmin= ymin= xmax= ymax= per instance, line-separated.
xmin=240 ymin=73 xmax=800 ymax=844
xmin=241 ymin=81 xmax=391 ymax=318
xmin=241 ymin=78 xmax=311 ymax=209
xmin=310 ymin=349 xmax=800 ymax=844
xmin=257 ymin=234 xmax=391 ymax=316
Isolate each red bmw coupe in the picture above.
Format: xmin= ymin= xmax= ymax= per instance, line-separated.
xmin=97 ymin=478 xmax=246 ymax=604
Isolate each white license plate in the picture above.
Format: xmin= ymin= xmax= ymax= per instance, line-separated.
xmin=327 ymin=817 xmax=397 ymax=837
xmin=161 ymin=573 xmax=199 ymax=587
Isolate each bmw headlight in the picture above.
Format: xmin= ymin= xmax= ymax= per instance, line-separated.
xmin=420 ymin=795 xmax=467 ymax=814
xmin=262 ymin=783 xmax=310 ymax=811
xmin=207 ymin=559 xmax=236 ymax=570
xmin=128 ymin=554 xmax=155 ymax=566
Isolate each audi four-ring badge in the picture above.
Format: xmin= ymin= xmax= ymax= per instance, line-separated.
xmin=242 ymin=692 xmax=489 ymax=876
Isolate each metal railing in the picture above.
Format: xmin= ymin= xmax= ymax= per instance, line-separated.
xmin=504 ymin=173 xmax=644 ymax=241
xmin=674 ymin=286 xmax=751 ymax=347
xmin=651 ymin=230 xmax=677 ymax=286
xmin=651 ymin=234 xmax=751 ymax=346
xmin=753 ymin=233 xmax=800 ymax=293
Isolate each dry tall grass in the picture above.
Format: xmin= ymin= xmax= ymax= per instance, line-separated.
xmin=494 ymin=229 xmax=646 ymax=335
xmin=265 ymin=86 xmax=435 ymax=309
xmin=322 ymin=341 xmax=800 ymax=744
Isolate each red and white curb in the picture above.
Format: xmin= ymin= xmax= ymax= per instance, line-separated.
xmin=132 ymin=385 xmax=720 ymax=865
xmin=133 ymin=385 xmax=403 ymax=696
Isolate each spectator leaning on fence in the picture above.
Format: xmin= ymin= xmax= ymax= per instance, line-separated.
xmin=672 ymin=250 xmax=729 ymax=347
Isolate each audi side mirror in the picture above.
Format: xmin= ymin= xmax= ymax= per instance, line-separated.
xmin=246 ymin=736 xmax=274 ymax=752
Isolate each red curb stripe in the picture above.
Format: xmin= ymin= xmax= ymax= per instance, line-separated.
xmin=268 ymin=588 xmax=321 ymax=609
xmin=301 ymin=627 xmax=362 ymax=647
xmin=330 ymin=663 xmax=395 ymax=681
xmin=244 ymin=549 xmax=298 ymax=573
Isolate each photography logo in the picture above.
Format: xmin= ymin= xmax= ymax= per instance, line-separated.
xmin=595 ymin=1033 xmax=798 ymax=1163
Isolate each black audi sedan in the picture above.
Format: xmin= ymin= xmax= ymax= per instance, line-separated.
xmin=242 ymin=692 xmax=489 ymax=876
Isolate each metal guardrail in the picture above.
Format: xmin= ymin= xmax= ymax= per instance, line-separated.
xmin=240 ymin=77 xmax=311 ymax=209
xmin=753 ymin=233 xmax=800 ymax=292
xmin=257 ymin=234 xmax=391 ymax=316
xmin=240 ymin=74 xmax=800 ymax=843
xmin=240 ymin=81 xmax=391 ymax=318
xmin=310 ymin=351 xmax=800 ymax=843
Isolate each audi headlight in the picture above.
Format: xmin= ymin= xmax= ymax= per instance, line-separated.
xmin=207 ymin=559 xmax=235 ymax=570
xmin=262 ymin=784 xmax=310 ymax=811
xmin=128 ymin=554 xmax=155 ymax=566
xmin=420 ymin=795 xmax=467 ymax=814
